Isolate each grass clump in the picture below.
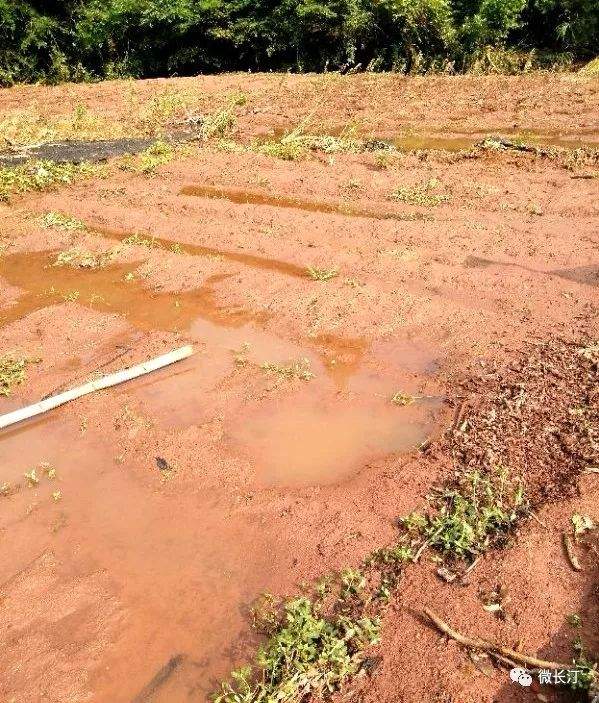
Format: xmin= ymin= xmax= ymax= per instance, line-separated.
xmin=390 ymin=178 xmax=450 ymax=207
xmin=53 ymin=247 xmax=119 ymax=269
xmin=121 ymin=232 xmax=160 ymax=248
xmin=40 ymin=211 xmax=86 ymax=231
xmin=256 ymin=133 xmax=308 ymax=161
xmin=0 ymin=160 xmax=100 ymax=201
xmin=135 ymin=90 xmax=189 ymax=134
xmin=214 ymin=597 xmax=379 ymax=703
xmin=120 ymin=140 xmax=174 ymax=173
xmin=199 ymin=96 xmax=243 ymax=141
xmin=391 ymin=391 xmax=416 ymax=406
xmin=400 ymin=468 xmax=527 ymax=561
xmin=261 ymin=359 xmax=314 ymax=381
xmin=0 ymin=355 xmax=32 ymax=396
xmin=0 ymin=105 xmax=123 ymax=147
xmin=570 ymin=638 xmax=598 ymax=694
xmin=579 ymin=57 xmax=599 ymax=76
xmin=307 ymin=266 xmax=338 ymax=282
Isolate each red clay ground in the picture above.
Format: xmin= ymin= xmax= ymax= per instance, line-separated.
xmin=0 ymin=73 xmax=597 ymax=702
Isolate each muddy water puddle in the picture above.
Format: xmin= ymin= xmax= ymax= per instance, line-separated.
xmin=228 ymin=395 xmax=439 ymax=487
xmin=0 ymin=249 xmax=265 ymax=332
xmin=392 ymin=130 xmax=599 ymax=152
xmin=180 ymin=184 xmax=410 ymax=220
xmin=0 ymin=250 xmax=441 ymax=474
xmin=0 ymin=416 xmax=280 ymax=702
xmin=271 ymin=124 xmax=598 ymax=152
xmin=0 ymin=248 xmax=442 ymax=698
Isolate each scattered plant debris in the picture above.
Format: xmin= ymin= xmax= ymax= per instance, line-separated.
xmin=0 ymin=160 xmax=101 ymax=201
xmin=40 ymin=211 xmax=86 ymax=231
xmin=260 ymin=359 xmax=314 ymax=381
xmin=53 ymin=247 xmax=119 ymax=269
xmin=0 ymin=354 xmax=33 ymax=395
xmin=389 ymin=179 xmax=450 ymax=207
xmin=391 ymin=391 xmax=416 ymax=406
xmin=307 ymin=266 xmax=339 ymax=281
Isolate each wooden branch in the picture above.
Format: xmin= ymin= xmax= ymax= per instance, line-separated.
xmin=0 ymin=345 xmax=193 ymax=430
xmin=423 ymin=607 xmax=570 ymax=670
xmin=563 ymin=533 xmax=582 ymax=571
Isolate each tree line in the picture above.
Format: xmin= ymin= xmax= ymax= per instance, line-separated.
xmin=1 ymin=0 xmax=597 ymax=84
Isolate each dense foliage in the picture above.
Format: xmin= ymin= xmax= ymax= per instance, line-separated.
xmin=0 ymin=0 xmax=597 ymax=84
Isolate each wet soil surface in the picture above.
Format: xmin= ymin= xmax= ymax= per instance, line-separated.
xmin=0 ymin=137 xmax=156 ymax=166
xmin=0 ymin=74 xmax=598 ymax=703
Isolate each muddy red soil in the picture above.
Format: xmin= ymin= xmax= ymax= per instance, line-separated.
xmin=0 ymin=74 xmax=598 ymax=703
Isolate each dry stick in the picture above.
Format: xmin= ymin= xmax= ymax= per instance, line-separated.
xmin=423 ymin=607 xmax=570 ymax=670
xmin=562 ymin=532 xmax=582 ymax=571
xmin=0 ymin=345 xmax=193 ymax=430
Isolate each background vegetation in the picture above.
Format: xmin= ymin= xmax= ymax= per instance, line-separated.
xmin=0 ymin=0 xmax=597 ymax=85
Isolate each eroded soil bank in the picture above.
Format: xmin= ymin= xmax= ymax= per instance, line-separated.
xmin=0 ymin=73 xmax=597 ymax=702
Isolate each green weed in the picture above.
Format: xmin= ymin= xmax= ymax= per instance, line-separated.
xmin=260 ymin=359 xmax=314 ymax=381
xmin=0 ymin=160 xmax=100 ymax=201
xmin=136 ymin=90 xmax=188 ymax=134
xmin=214 ymin=597 xmax=379 ymax=703
xmin=567 ymin=613 xmax=582 ymax=628
xmin=391 ymin=391 xmax=416 ymax=406
xmin=120 ymin=139 xmax=174 ymax=173
xmin=199 ymin=102 xmax=239 ymax=140
xmin=256 ymin=134 xmax=307 ymax=161
xmin=570 ymin=638 xmax=598 ymax=693
xmin=40 ymin=211 xmax=86 ymax=231
xmin=0 ymin=106 xmax=124 ymax=147
xmin=340 ymin=568 xmax=366 ymax=598
xmin=121 ymin=232 xmax=160 ymax=248
xmin=399 ymin=468 xmax=528 ymax=560
xmin=307 ymin=266 xmax=338 ymax=281
xmin=0 ymin=354 xmax=32 ymax=396
xmin=390 ymin=179 xmax=450 ymax=207
xmin=53 ymin=247 xmax=119 ymax=269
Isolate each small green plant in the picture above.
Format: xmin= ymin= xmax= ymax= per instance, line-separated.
xmin=200 ymin=103 xmax=238 ymax=140
xmin=399 ymin=468 xmax=527 ymax=561
xmin=40 ymin=211 xmax=86 ymax=231
xmin=120 ymin=140 xmax=174 ymax=173
xmin=567 ymin=613 xmax=582 ymax=628
xmin=121 ymin=232 xmax=160 ymax=248
xmin=340 ymin=568 xmax=366 ymax=598
xmin=391 ymin=391 xmax=416 ymax=406
xmin=24 ymin=468 xmax=39 ymax=486
xmin=136 ymin=89 xmax=189 ymax=134
xmin=570 ymin=638 xmax=598 ymax=693
xmin=368 ymin=543 xmax=414 ymax=566
xmin=260 ymin=359 xmax=314 ymax=381
xmin=53 ymin=247 xmax=119 ymax=269
xmin=0 ymin=161 xmax=100 ymax=201
xmin=257 ymin=134 xmax=307 ymax=161
xmin=307 ymin=266 xmax=338 ymax=281
xmin=572 ymin=513 xmax=595 ymax=536
xmin=214 ymin=597 xmax=380 ymax=703
xmin=390 ymin=179 xmax=450 ymax=207
xmin=0 ymin=355 xmax=29 ymax=396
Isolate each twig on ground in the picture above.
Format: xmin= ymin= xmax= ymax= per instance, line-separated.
xmin=562 ymin=533 xmax=582 ymax=571
xmin=423 ymin=607 xmax=569 ymax=670
xmin=530 ymin=511 xmax=549 ymax=529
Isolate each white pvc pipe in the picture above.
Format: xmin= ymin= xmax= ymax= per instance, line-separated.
xmin=0 ymin=345 xmax=194 ymax=430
